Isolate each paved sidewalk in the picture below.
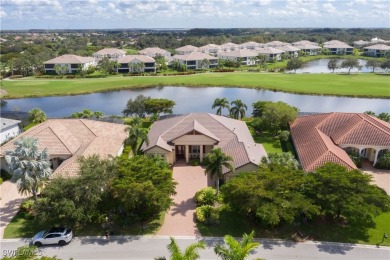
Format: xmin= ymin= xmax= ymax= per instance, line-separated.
xmin=0 ymin=181 xmax=29 ymax=238
xmin=157 ymin=163 xmax=208 ymax=236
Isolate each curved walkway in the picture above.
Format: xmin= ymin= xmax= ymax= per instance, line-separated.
xmin=0 ymin=181 xmax=29 ymax=238
xmin=157 ymin=162 xmax=209 ymax=236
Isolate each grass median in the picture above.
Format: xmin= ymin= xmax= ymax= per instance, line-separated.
xmin=1 ymin=72 xmax=389 ymax=99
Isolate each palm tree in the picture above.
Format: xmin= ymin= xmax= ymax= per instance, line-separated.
xmin=229 ymin=99 xmax=248 ymax=120
xmin=204 ymin=148 xmax=234 ymax=194
xmin=5 ymin=137 xmax=52 ymax=201
xmin=212 ymin=98 xmax=230 ymax=116
xmin=200 ymin=58 xmax=210 ymax=69
xmin=214 ymin=231 xmax=260 ymax=260
xmin=29 ymin=108 xmax=47 ymax=124
xmin=167 ymin=237 xmax=205 ymax=260
xmin=126 ymin=124 xmax=149 ymax=156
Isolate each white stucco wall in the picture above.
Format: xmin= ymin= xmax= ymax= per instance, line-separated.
xmin=1 ymin=125 xmax=20 ymax=144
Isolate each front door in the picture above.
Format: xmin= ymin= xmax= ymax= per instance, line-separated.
xmin=176 ymin=145 xmax=185 ymax=160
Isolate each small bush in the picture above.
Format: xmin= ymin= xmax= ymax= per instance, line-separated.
xmin=0 ymin=178 xmax=3 ymax=185
xmin=348 ymin=151 xmax=362 ymax=168
xmin=9 ymin=75 xmax=23 ymax=79
xmin=1 ymin=169 xmax=12 ymax=181
xmin=196 ymin=205 xmax=220 ymax=225
xmin=213 ymin=69 xmax=235 ymax=72
xmin=194 ymin=187 xmax=218 ymax=206
xmin=191 ymin=160 xmax=199 ymax=166
xmin=375 ymin=152 xmax=390 ymax=169
xmin=20 ymin=198 xmax=35 ymax=213
xmin=84 ymin=74 xmax=107 ymax=78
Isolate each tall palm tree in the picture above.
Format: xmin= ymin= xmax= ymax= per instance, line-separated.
xmin=212 ymin=98 xmax=230 ymax=116
xmin=5 ymin=137 xmax=52 ymax=201
xmin=126 ymin=124 xmax=149 ymax=156
xmin=29 ymin=108 xmax=47 ymax=124
xmin=167 ymin=237 xmax=205 ymax=260
xmin=204 ymin=148 xmax=234 ymax=194
xmin=214 ymin=231 xmax=260 ymax=260
xmin=229 ymin=99 xmax=248 ymax=120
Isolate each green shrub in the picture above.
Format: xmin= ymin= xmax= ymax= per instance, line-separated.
xmin=194 ymin=187 xmax=218 ymax=206
xmin=20 ymin=198 xmax=35 ymax=213
xmin=375 ymin=152 xmax=390 ymax=169
xmin=196 ymin=205 xmax=220 ymax=225
xmin=348 ymin=151 xmax=362 ymax=168
xmin=9 ymin=75 xmax=23 ymax=79
xmin=191 ymin=160 xmax=199 ymax=166
xmin=1 ymin=169 xmax=12 ymax=181
xmin=0 ymin=178 xmax=3 ymax=185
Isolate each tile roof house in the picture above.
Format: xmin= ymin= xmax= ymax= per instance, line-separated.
xmin=173 ymin=52 xmax=218 ymax=70
xmin=141 ymin=113 xmax=267 ymax=179
xmin=139 ymin=47 xmax=171 ymax=59
xmin=292 ymin=43 xmax=321 ymax=55
xmin=323 ymin=40 xmax=353 ymax=55
xmin=44 ymin=54 xmax=96 ymax=74
xmin=217 ymin=49 xmax=259 ymax=66
xmin=275 ymin=45 xmax=301 ymax=57
xmin=353 ymin=40 xmax=370 ymax=48
xmin=199 ymin=44 xmax=221 ymax=55
xmin=290 ymin=113 xmax=390 ymax=172
xmin=0 ymin=119 xmax=128 ymax=177
xmin=363 ymin=44 xmax=390 ymax=57
xmin=292 ymin=40 xmax=319 ymax=46
xmin=175 ymin=45 xmax=199 ymax=55
xmin=256 ymin=47 xmax=284 ymax=61
xmin=238 ymin=41 xmax=263 ymax=50
xmin=264 ymin=41 xmax=290 ymax=48
xmin=117 ymin=55 xmax=156 ymax=73
xmin=92 ymin=48 xmax=127 ymax=61
xmin=0 ymin=118 xmax=21 ymax=144
xmin=219 ymin=42 xmax=239 ymax=52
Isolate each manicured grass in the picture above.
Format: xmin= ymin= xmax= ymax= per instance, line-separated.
xmin=4 ymin=210 xmax=165 ymax=238
xmin=1 ymin=72 xmax=389 ymax=99
xmin=197 ymin=206 xmax=390 ymax=246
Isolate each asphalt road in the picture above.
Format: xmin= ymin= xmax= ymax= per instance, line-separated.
xmin=1 ymin=236 xmax=390 ymax=260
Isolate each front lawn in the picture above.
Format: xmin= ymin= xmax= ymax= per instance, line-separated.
xmin=197 ymin=206 xmax=390 ymax=246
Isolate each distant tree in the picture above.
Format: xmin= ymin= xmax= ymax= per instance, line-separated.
xmin=200 ymin=58 xmax=210 ymax=69
xmin=5 ymin=137 xmax=52 ymax=201
xmin=126 ymin=124 xmax=149 ymax=156
xmin=353 ymin=48 xmax=360 ymax=56
xmin=166 ymin=237 xmax=205 ymax=260
xmin=321 ymin=48 xmax=330 ymax=55
xmin=144 ymin=98 xmax=176 ymax=116
xmin=212 ymin=98 xmax=230 ymax=115
xmin=230 ymin=99 xmax=248 ymax=119
xmin=71 ymin=109 xmax=103 ymax=118
xmin=217 ymin=59 xmax=225 ymax=69
xmin=380 ymin=58 xmax=390 ymax=70
xmin=204 ymin=148 xmax=234 ymax=194
xmin=341 ymin=58 xmax=361 ymax=74
xmin=327 ymin=58 xmax=340 ymax=73
xmin=54 ymin=64 xmax=68 ymax=75
xmin=98 ymin=57 xmax=115 ymax=74
xmin=29 ymin=108 xmax=47 ymax=124
xmin=378 ymin=112 xmax=390 ymax=122
xmin=123 ymin=94 xmax=151 ymax=117
xmin=214 ymin=231 xmax=260 ymax=260
xmin=261 ymin=152 xmax=299 ymax=170
xmin=364 ymin=111 xmax=376 ymax=116
xmin=365 ymin=60 xmax=381 ymax=73
xmin=286 ymin=57 xmax=304 ymax=73
xmin=278 ymin=130 xmax=290 ymax=142
xmin=256 ymin=54 xmax=268 ymax=70
xmin=155 ymin=55 xmax=167 ymax=71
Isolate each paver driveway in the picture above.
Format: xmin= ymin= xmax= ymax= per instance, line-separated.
xmin=157 ymin=162 xmax=210 ymax=236
xmin=362 ymin=162 xmax=390 ymax=195
xmin=0 ymin=181 xmax=29 ymax=238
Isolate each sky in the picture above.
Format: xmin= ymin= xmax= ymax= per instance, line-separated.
xmin=1 ymin=0 xmax=389 ymax=30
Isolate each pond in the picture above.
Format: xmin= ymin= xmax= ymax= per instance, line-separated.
xmin=292 ymin=59 xmax=385 ymax=74
xmin=1 ymin=86 xmax=389 ymax=118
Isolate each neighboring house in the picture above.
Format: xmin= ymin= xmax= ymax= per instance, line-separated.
xmin=217 ymin=49 xmax=259 ymax=66
xmin=117 ymin=55 xmax=156 ymax=73
xmin=139 ymin=47 xmax=171 ymax=59
xmin=353 ymin=40 xmax=370 ymax=48
xmin=238 ymin=41 xmax=262 ymax=50
xmin=219 ymin=42 xmax=239 ymax=52
xmin=44 ymin=54 xmax=96 ymax=74
xmin=264 ymin=41 xmax=289 ymax=48
xmin=0 ymin=119 xmax=128 ymax=177
xmin=175 ymin=45 xmax=199 ymax=55
xmin=290 ymin=113 xmax=390 ymax=172
xmin=173 ymin=52 xmax=218 ymax=70
xmin=141 ymin=113 xmax=267 ymax=179
xmin=323 ymin=40 xmax=353 ymax=55
xmin=199 ymin=44 xmax=221 ymax=56
xmin=292 ymin=40 xmax=319 ymax=46
xmin=292 ymin=43 xmax=321 ymax=55
xmin=92 ymin=48 xmax=126 ymax=61
xmin=256 ymin=47 xmax=284 ymax=61
xmin=363 ymin=44 xmax=390 ymax=57
xmin=0 ymin=118 xmax=21 ymax=144
xmin=276 ymin=45 xmax=300 ymax=57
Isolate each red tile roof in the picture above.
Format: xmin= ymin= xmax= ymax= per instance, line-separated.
xmin=290 ymin=113 xmax=390 ymax=172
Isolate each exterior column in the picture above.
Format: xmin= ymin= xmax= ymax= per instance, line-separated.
xmin=200 ymin=145 xmax=203 ymax=163
xmin=373 ymin=149 xmax=379 ymax=166
xmin=185 ymin=145 xmax=189 ymax=163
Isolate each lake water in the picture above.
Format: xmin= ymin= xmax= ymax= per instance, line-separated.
xmin=2 ymin=86 xmax=389 ymax=118
xmin=293 ymin=59 xmax=385 ymax=74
